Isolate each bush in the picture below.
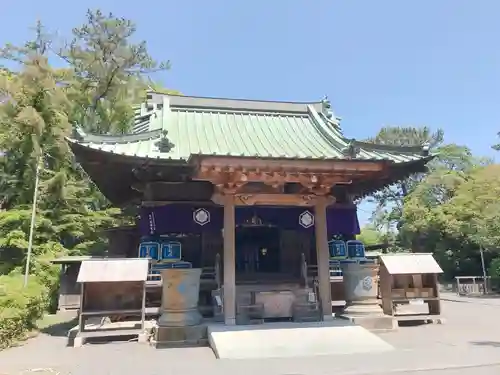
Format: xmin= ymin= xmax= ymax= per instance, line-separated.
xmin=0 ymin=274 xmax=48 ymax=349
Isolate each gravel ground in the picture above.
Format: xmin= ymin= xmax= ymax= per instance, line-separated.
xmin=1 ymin=299 xmax=500 ymax=375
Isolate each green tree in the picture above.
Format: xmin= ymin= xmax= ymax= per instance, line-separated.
xmin=58 ymin=9 xmax=173 ymax=134
xmin=365 ymin=126 xmax=444 ymax=231
xmin=357 ymin=226 xmax=383 ymax=246
xmin=0 ymin=34 xmax=128 ymax=275
xmin=439 ymin=164 xmax=500 ymax=249
xmin=0 ymin=25 xmax=71 ymax=209
xmin=401 ymin=163 xmax=500 ymax=279
xmin=0 ymin=10 xmax=173 ymax=346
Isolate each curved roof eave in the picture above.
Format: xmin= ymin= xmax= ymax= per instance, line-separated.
xmin=69 ymin=127 xmax=163 ymax=144
xmin=306 ymin=105 xmax=431 ymax=162
xmin=67 ymin=140 xmax=189 ymax=167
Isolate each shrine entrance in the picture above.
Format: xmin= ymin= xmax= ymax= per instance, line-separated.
xmin=235 ymin=224 xmax=281 ymax=282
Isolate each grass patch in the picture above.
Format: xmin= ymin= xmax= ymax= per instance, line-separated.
xmin=36 ymin=312 xmax=77 ymax=336
xmin=36 ymin=313 xmax=73 ymax=330
xmin=2 ymin=312 xmax=77 ymax=351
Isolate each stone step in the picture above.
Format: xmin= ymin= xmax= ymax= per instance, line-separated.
xmin=292 ymin=301 xmax=320 ymax=322
xmin=208 ymin=320 xmax=394 ymax=359
xmin=293 ymin=315 xmax=320 ymax=323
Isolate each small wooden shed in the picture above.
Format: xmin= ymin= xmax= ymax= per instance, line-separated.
xmin=379 ymin=253 xmax=443 ymax=322
xmin=74 ymin=258 xmax=149 ymax=347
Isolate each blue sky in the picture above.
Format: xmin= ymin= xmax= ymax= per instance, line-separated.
xmin=2 ymin=0 xmax=499 ymax=224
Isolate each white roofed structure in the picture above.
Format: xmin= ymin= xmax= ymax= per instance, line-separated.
xmin=77 ymin=258 xmax=149 ymax=283
xmin=380 ymin=253 xmax=443 ymax=275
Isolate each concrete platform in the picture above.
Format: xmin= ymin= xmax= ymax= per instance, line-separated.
xmin=207 ymin=319 xmax=394 ymax=359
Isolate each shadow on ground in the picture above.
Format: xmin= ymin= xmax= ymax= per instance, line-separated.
xmin=40 ymin=318 xmax=77 ymax=337
xmin=470 ymin=341 xmax=500 ymax=348
xmin=396 ymin=320 xmax=430 ymax=328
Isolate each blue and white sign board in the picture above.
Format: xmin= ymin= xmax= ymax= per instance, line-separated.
xmin=329 ymin=260 xmax=343 ymax=276
xmin=346 ymin=240 xmax=366 ymax=259
xmin=160 ymin=241 xmax=182 ymax=262
xmin=138 ymin=241 xmax=160 ymax=260
xmin=328 ymin=240 xmax=347 ymax=260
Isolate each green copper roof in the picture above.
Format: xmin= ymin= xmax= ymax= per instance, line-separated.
xmin=69 ymin=93 xmax=430 ymax=163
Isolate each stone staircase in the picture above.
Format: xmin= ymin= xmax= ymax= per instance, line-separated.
xmin=234 ymin=284 xmax=320 ymax=324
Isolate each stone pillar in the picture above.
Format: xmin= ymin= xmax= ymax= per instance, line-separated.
xmin=158 ymin=268 xmax=202 ymax=327
xmin=314 ymin=197 xmax=333 ymax=321
xmin=223 ymin=195 xmax=236 ymax=325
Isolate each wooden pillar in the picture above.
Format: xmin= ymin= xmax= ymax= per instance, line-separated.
xmin=223 ymin=194 xmax=236 ymax=325
xmin=315 ymin=197 xmax=333 ymax=321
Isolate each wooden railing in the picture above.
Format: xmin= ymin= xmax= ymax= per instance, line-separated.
xmin=215 ymin=253 xmax=221 ymax=290
xmin=300 ymin=253 xmax=308 ymax=288
xmin=455 ymin=276 xmax=491 ymax=296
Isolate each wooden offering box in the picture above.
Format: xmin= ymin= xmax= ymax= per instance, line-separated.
xmin=379 ymin=253 xmax=444 ymax=323
xmin=74 ymin=258 xmax=149 ymax=347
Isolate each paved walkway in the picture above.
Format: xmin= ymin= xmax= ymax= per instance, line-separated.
xmin=439 ymin=291 xmax=500 ymax=306
xmin=397 ymin=365 xmax=500 ymax=375
xmin=1 ymin=299 xmax=500 ymax=375
xmin=1 ymin=336 xmax=499 ymax=375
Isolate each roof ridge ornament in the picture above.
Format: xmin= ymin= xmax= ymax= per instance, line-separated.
xmin=341 ymin=138 xmax=361 ymax=159
xmin=321 ymin=95 xmax=334 ymax=119
xmin=421 ymin=142 xmax=430 ymax=156
xmin=72 ymin=126 xmax=86 ymax=142
xmin=155 ymin=130 xmax=175 ymax=153
xmin=321 ymin=96 xmax=342 ymax=129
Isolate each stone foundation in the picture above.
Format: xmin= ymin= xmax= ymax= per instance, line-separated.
xmin=340 ymin=314 xmax=397 ymax=331
xmin=341 ymin=300 xmax=396 ymax=330
xmin=341 ymin=261 xmax=396 ymax=331
xmin=150 ymin=324 xmax=208 ymax=348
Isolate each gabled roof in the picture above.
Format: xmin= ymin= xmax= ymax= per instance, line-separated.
xmin=77 ymin=258 xmax=149 ymax=283
xmin=51 ymin=255 xmax=103 ymax=264
xmin=380 ymin=253 xmax=443 ymax=275
xmin=68 ymin=93 xmax=431 ymax=164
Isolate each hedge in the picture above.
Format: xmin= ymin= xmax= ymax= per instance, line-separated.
xmin=0 ymin=274 xmax=48 ymax=349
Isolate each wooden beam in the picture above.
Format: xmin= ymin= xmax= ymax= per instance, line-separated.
xmin=212 ymin=193 xmax=336 ymax=206
xmin=142 ymin=200 xmax=217 ymax=207
xmin=144 ymin=199 xmax=355 ymax=209
xmin=195 ymin=169 xmax=356 ymax=197
xmin=196 ymin=156 xmax=387 ymax=173
xmin=132 ymin=181 xmax=196 ymax=192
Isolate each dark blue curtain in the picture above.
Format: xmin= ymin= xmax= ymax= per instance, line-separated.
xmin=140 ymin=204 xmax=360 ymax=237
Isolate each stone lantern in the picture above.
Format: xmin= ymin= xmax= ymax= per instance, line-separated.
xmin=158 ymin=268 xmax=203 ymax=327
xmin=341 ymin=260 xmax=396 ymax=330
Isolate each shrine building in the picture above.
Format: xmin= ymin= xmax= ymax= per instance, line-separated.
xmin=66 ymin=92 xmax=432 ymax=325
